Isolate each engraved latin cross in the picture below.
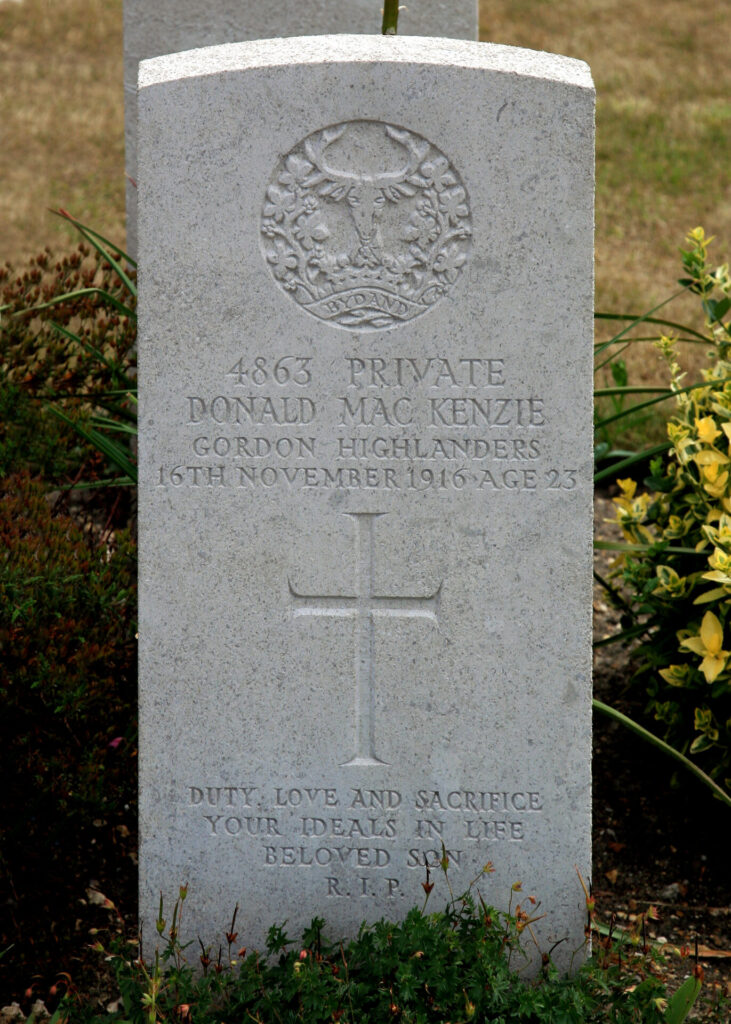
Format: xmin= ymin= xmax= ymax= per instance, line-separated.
xmin=289 ymin=512 xmax=441 ymax=766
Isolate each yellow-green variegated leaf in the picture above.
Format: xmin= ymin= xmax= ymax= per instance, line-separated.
xmin=695 ymin=449 xmax=730 ymax=466
xmin=700 ymin=610 xmax=725 ymax=655
xmin=694 ymin=584 xmax=731 ymax=604
xmin=659 ymin=665 xmax=690 ymax=688
xmin=690 ymin=733 xmax=717 ymax=753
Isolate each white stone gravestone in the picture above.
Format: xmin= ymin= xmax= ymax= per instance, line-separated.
xmin=138 ymin=35 xmax=594 ymax=969
xmin=123 ymin=0 xmax=479 ymax=257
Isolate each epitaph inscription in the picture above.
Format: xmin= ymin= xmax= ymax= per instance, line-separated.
xmin=186 ymin=782 xmax=545 ymax=899
xmin=260 ymin=121 xmax=472 ymax=328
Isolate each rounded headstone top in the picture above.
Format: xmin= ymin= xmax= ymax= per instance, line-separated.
xmin=139 ymin=36 xmax=593 ymax=92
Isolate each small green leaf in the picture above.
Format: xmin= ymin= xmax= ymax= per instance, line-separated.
xmin=664 ymin=974 xmax=701 ymax=1024
xmin=690 ymin=734 xmax=715 ymax=753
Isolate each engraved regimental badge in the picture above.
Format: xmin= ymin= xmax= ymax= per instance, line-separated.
xmin=260 ymin=120 xmax=472 ymax=329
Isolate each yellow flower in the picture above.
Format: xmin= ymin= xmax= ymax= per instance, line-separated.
xmin=680 ymin=611 xmax=729 ymax=682
xmin=695 ymin=416 xmax=721 ymax=444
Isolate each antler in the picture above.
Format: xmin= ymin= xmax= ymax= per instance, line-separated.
xmin=302 ymin=123 xmax=430 ymax=190
xmin=302 ymin=124 xmax=356 ymax=187
xmin=374 ymin=125 xmax=430 ymax=187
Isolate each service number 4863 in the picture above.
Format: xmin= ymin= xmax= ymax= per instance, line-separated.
xmin=226 ymin=356 xmax=312 ymax=387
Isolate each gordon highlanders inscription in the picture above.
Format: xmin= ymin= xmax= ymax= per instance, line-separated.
xmin=138 ymin=36 xmax=594 ymax=969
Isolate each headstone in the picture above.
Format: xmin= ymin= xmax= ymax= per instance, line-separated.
xmin=123 ymin=1 xmax=479 ymax=257
xmin=138 ymin=36 xmax=594 ymax=970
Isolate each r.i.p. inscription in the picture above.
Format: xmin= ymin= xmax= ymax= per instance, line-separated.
xmin=138 ymin=36 xmax=594 ymax=969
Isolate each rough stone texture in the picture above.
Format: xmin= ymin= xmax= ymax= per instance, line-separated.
xmin=124 ymin=1 xmax=478 ymax=256
xmin=138 ymin=35 xmax=594 ymax=969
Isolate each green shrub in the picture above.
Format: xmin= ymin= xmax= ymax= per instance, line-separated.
xmin=0 ymin=240 xmax=136 ymax=401
xmin=610 ymin=229 xmax=731 ymax=793
xmin=0 ymin=470 xmax=137 ymax=810
xmin=0 ymin=371 xmax=82 ymax=479
xmin=0 ymin=227 xmax=137 ymax=487
xmin=67 ymin=881 xmax=711 ymax=1024
xmin=0 ymin=471 xmax=137 ymax=972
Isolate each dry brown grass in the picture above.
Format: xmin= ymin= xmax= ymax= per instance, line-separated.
xmin=0 ymin=0 xmax=125 ymax=263
xmin=483 ymin=0 xmax=731 ymax=385
xmin=0 ymin=0 xmax=728 ymax=385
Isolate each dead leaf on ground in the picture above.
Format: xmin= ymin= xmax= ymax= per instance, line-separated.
xmin=85 ymin=888 xmax=116 ymax=911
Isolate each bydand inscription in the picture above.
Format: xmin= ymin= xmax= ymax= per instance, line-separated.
xmin=155 ymin=353 xmax=576 ymax=494
xmin=187 ymin=784 xmax=545 ymax=899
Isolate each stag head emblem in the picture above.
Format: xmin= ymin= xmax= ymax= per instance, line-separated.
xmin=301 ymin=124 xmax=429 ymax=266
xmin=260 ymin=120 xmax=472 ymax=329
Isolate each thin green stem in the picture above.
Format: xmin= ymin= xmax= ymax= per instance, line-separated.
xmin=593 ymin=568 xmax=635 ymax=617
xmin=594 ymin=308 xmax=709 ymax=347
xmin=593 ymin=292 xmax=712 ymax=359
xmin=593 ymin=625 xmax=648 ymax=649
xmin=593 ymin=443 xmax=671 ymax=483
xmin=593 ymin=699 xmax=731 ymax=809
xmin=382 ymin=0 xmax=399 ymax=34
xmin=595 ymin=392 xmax=674 ymax=432
xmin=593 ymin=540 xmax=701 ymax=557
xmin=11 ymin=287 xmax=135 ymax=322
xmin=55 ymin=209 xmax=138 ymax=291
xmin=594 ymin=340 xmax=632 ymax=373
xmin=595 ymin=386 xmax=672 ymax=397
xmin=594 ymin=334 xmax=705 ymax=351
xmin=595 ymin=375 xmax=731 ymax=433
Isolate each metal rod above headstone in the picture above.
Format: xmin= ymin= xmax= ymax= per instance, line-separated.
xmin=137 ymin=34 xmax=595 ymax=971
xmin=123 ymin=0 xmax=479 ymax=258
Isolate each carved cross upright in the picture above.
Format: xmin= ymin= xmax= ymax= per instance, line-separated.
xmin=290 ymin=512 xmax=441 ymax=766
